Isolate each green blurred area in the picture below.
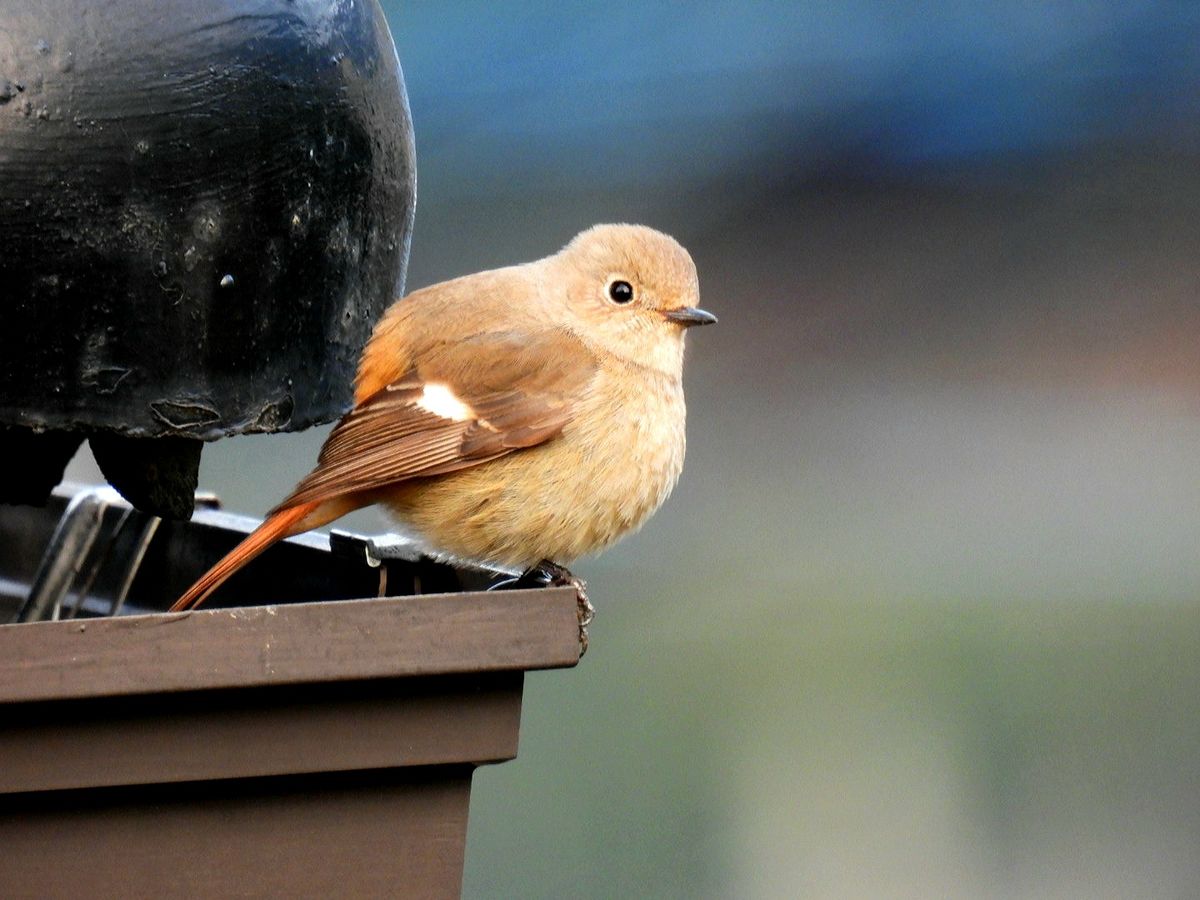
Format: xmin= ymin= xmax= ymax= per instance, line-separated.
xmin=476 ymin=583 xmax=1200 ymax=898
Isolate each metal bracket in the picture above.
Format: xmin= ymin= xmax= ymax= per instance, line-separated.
xmin=14 ymin=488 xmax=162 ymax=623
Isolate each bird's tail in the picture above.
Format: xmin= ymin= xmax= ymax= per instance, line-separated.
xmin=169 ymin=500 xmax=327 ymax=612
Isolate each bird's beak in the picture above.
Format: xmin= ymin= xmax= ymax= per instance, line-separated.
xmin=663 ymin=306 xmax=718 ymax=327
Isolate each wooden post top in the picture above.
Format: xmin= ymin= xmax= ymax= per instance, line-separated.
xmin=0 ymin=587 xmax=582 ymax=704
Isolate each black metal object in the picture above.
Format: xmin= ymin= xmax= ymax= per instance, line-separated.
xmin=0 ymin=426 xmax=82 ymax=506
xmin=88 ymin=433 xmax=202 ymax=521
xmin=0 ymin=0 xmax=416 ymax=514
xmin=1 ymin=486 xmax=502 ymax=625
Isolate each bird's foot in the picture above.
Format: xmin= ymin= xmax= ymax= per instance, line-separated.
xmin=525 ymin=559 xmax=593 ymax=656
xmin=488 ymin=560 xmax=592 ymax=655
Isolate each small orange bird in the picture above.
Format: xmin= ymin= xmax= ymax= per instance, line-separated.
xmin=170 ymin=224 xmax=715 ymax=613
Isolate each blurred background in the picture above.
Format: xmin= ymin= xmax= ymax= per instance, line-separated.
xmin=70 ymin=2 xmax=1200 ymax=896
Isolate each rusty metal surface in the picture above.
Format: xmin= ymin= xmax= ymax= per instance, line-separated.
xmin=0 ymin=768 xmax=474 ymax=898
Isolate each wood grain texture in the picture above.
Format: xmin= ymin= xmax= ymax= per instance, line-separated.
xmin=0 ymin=769 xmax=474 ymax=899
xmin=0 ymin=674 xmax=524 ymax=793
xmin=0 ymin=587 xmax=581 ymax=703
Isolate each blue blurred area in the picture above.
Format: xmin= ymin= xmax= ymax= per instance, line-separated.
xmin=389 ymin=1 xmax=1200 ymax=189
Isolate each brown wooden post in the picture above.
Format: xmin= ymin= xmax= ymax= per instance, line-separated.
xmin=0 ymin=589 xmax=581 ymax=897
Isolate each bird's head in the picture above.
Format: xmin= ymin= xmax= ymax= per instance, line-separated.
xmin=552 ymin=224 xmax=715 ymax=375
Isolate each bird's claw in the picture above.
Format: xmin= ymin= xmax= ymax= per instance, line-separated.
xmin=575 ymin=592 xmax=594 ymax=656
xmin=576 ymin=591 xmax=594 ymax=629
xmin=525 ymin=559 xmax=592 ymax=656
xmin=489 ymin=560 xmax=592 ymax=656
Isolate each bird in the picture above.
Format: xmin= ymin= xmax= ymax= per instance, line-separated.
xmin=169 ymin=223 xmax=715 ymax=625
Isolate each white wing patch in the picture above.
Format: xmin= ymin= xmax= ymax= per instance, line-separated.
xmin=415 ymin=382 xmax=474 ymax=422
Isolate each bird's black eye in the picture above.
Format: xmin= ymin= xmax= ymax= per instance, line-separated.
xmin=608 ymin=279 xmax=634 ymax=304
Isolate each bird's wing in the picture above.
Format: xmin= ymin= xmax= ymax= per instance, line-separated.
xmin=275 ymin=329 xmax=598 ymax=511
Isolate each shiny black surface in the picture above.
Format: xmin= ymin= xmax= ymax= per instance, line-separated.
xmin=0 ymin=0 xmax=415 ymax=440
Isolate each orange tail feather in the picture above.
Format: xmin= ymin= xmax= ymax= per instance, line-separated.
xmin=169 ymin=501 xmax=321 ymax=612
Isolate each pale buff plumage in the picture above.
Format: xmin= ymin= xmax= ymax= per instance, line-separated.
xmin=171 ymin=224 xmax=712 ymax=612
xmin=383 ymin=362 xmax=686 ymax=567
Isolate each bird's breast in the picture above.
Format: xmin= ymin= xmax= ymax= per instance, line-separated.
xmin=565 ymin=368 xmax=687 ymax=545
xmin=386 ymin=368 xmax=687 ymax=568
